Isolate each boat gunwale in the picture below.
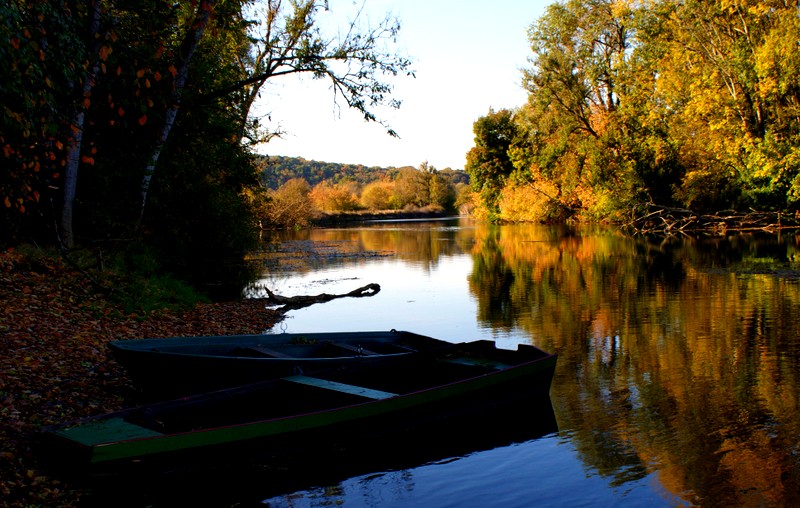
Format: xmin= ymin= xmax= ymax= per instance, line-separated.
xmin=108 ymin=329 xmax=438 ymax=361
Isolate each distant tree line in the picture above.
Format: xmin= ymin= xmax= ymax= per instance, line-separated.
xmin=258 ymin=155 xmax=468 ymax=189
xmin=250 ymin=158 xmax=471 ymax=228
xmin=466 ymin=0 xmax=800 ymax=223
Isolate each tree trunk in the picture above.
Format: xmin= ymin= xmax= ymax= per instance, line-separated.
xmin=139 ymin=0 xmax=214 ymax=221
xmin=61 ymin=0 xmax=101 ymax=249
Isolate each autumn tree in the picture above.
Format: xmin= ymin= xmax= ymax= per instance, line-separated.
xmin=391 ymin=167 xmax=424 ymax=209
xmin=361 ymin=180 xmax=396 ymax=210
xmin=262 ymin=178 xmax=315 ymax=228
xmin=657 ymin=0 xmax=800 ymax=209
xmin=310 ymin=181 xmax=360 ymax=212
xmin=482 ymin=0 xmax=800 ymax=223
xmin=416 ymin=161 xmax=456 ymax=211
xmin=1 ymin=1 xmax=87 ymax=245
xmin=512 ymin=0 xmax=658 ymax=219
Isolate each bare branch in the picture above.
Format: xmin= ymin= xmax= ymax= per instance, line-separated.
xmin=195 ymin=0 xmax=412 ymax=137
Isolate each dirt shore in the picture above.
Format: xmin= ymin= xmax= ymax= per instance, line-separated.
xmin=0 ymin=250 xmax=283 ymax=506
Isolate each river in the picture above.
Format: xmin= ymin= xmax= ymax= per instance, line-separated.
xmin=245 ymin=218 xmax=800 ymax=507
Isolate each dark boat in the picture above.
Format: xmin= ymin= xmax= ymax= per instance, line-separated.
xmin=108 ymin=329 xmax=449 ymax=396
xmin=42 ymin=340 xmax=557 ymax=471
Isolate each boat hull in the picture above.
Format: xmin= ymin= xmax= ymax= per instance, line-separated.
xmin=43 ymin=340 xmax=558 ymax=474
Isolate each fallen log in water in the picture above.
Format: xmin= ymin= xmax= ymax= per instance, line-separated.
xmin=626 ymin=204 xmax=800 ymax=235
xmin=264 ymin=283 xmax=381 ymax=312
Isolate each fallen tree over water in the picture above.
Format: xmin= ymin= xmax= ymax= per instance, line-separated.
xmin=626 ymin=204 xmax=800 ymax=235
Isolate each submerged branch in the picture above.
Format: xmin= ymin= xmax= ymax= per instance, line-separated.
xmin=264 ymin=283 xmax=381 ymax=312
xmin=625 ymin=204 xmax=800 ymax=236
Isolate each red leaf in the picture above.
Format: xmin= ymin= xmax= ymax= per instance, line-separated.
xmin=99 ymin=45 xmax=112 ymax=61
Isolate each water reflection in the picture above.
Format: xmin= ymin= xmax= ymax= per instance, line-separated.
xmin=254 ymin=221 xmax=800 ymax=506
xmin=258 ymin=218 xmax=476 ymax=273
xmin=469 ymin=224 xmax=800 ymax=506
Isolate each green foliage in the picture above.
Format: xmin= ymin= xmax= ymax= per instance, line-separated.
xmin=100 ymin=243 xmax=210 ymax=314
xmin=390 ymin=167 xmax=423 ymax=209
xmin=11 ymin=242 xmax=209 ymax=314
xmin=418 ymin=162 xmax=457 ymax=211
xmin=115 ymin=273 xmax=209 ymax=315
xmin=465 ymin=109 xmax=518 ymax=221
xmin=144 ymin=104 xmax=262 ymax=300
xmin=654 ymin=0 xmax=800 ymax=210
xmin=259 ymin=156 xmax=397 ymax=189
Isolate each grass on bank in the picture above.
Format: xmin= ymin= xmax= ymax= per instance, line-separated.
xmin=11 ymin=243 xmax=210 ymax=316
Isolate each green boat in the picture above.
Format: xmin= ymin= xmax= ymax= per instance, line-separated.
xmin=42 ymin=339 xmax=557 ymax=471
xmin=108 ymin=329 xmax=450 ymax=396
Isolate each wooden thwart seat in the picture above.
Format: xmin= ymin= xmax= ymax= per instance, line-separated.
xmin=241 ymin=346 xmax=292 ymax=358
xmin=284 ymin=375 xmax=397 ymax=400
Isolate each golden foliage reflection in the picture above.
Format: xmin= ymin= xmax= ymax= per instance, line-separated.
xmin=466 ymin=224 xmax=800 ymax=506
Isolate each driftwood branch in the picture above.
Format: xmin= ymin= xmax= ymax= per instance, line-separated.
xmin=625 ymin=204 xmax=800 ymax=236
xmin=264 ymin=283 xmax=381 ymax=312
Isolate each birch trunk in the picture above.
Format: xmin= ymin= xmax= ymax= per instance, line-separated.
xmin=61 ymin=0 xmax=101 ymax=249
xmin=139 ymin=1 xmax=214 ymax=221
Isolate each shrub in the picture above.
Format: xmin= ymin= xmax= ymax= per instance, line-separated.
xmin=263 ymin=178 xmax=315 ymax=228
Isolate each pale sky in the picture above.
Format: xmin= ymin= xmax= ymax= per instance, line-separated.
xmin=253 ymin=1 xmax=550 ymax=170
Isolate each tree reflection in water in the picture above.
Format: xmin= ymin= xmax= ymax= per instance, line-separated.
xmin=254 ymin=220 xmax=800 ymax=506
xmin=467 ymin=223 xmax=800 ymax=507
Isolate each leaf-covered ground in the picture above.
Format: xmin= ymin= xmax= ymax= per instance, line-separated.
xmin=0 ymin=250 xmax=282 ymax=507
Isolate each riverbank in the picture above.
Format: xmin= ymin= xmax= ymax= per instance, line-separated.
xmin=311 ymin=209 xmax=453 ymax=226
xmin=0 ymin=249 xmax=283 ymax=506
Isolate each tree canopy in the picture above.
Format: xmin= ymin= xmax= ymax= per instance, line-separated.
xmin=464 ymin=108 xmax=517 ymax=221
xmin=1 ymin=0 xmax=411 ymax=294
xmin=467 ymin=0 xmax=800 ymax=223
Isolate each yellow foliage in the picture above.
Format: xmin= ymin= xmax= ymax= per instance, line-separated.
xmin=256 ymin=178 xmax=315 ymax=228
xmin=360 ymin=180 xmax=395 ymax=210
xmin=498 ymin=180 xmax=564 ymax=223
xmin=310 ymin=181 xmax=360 ymax=212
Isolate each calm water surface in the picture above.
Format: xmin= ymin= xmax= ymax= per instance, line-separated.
xmin=246 ymin=218 xmax=800 ymax=507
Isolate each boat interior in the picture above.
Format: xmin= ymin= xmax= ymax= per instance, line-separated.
xmin=123 ymin=341 xmax=551 ymax=435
